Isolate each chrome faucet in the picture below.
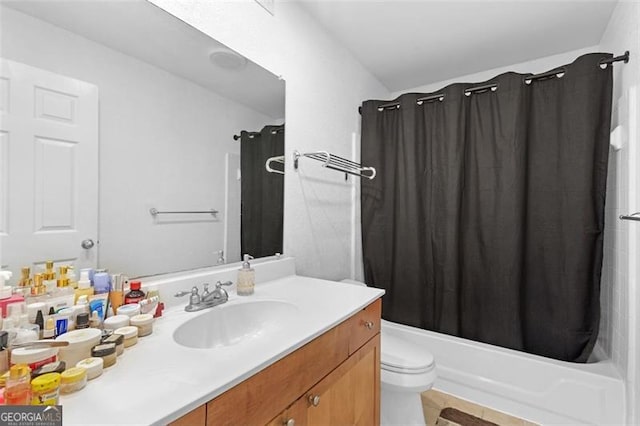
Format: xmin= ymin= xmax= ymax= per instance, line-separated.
xmin=174 ymin=281 xmax=233 ymax=312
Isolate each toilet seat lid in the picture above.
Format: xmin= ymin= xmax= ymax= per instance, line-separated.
xmin=381 ymin=333 xmax=435 ymax=373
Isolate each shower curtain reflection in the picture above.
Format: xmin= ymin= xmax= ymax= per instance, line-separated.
xmin=360 ymin=53 xmax=613 ymax=362
xmin=240 ymin=125 xmax=284 ymax=258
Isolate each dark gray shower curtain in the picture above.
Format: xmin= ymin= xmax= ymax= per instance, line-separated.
xmin=240 ymin=125 xmax=284 ymax=258
xmin=360 ymin=53 xmax=613 ymax=362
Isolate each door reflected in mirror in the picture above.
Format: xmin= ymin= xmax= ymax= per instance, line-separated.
xmin=0 ymin=0 xmax=285 ymax=279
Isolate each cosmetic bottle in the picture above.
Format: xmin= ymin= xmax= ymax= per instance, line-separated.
xmin=237 ymin=254 xmax=255 ymax=296
xmin=5 ymin=364 xmax=31 ymax=405
xmin=42 ymin=318 xmax=55 ymax=340
xmin=74 ymin=270 xmax=94 ymax=303
xmin=42 ymin=261 xmax=57 ymax=293
xmin=93 ymin=272 xmax=110 ymax=295
xmin=31 ymin=274 xmax=46 ymax=296
xmin=124 ymin=281 xmax=145 ymax=304
xmin=18 ymin=268 xmax=31 ymax=288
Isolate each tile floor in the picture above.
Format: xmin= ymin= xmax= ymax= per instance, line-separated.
xmin=421 ymin=390 xmax=539 ymax=426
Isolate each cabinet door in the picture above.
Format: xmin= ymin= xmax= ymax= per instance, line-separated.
xmin=267 ymin=397 xmax=308 ymax=426
xmin=305 ymin=335 xmax=380 ymax=425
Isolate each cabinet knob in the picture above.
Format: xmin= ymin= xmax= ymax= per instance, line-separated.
xmin=308 ymin=394 xmax=321 ymax=406
xmin=284 ymin=419 xmax=295 ymax=426
xmin=364 ymin=320 xmax=374 ymax=330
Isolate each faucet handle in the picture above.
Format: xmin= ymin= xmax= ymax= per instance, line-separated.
xmin=215 ymin=280 xmax=233 ymax=288
xmin=174 ymin=290 xmax=191 ymax=297
xmin=189 ymin=286 xmax=201 ymax=306
xmin=202 ymin=283 xmax=210 ymax=296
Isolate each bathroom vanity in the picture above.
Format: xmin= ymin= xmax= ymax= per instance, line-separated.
xmin=173 ymin=298 xmax=381 ymax=426
xmin=61 ymin=265 xmax=384 ymax=425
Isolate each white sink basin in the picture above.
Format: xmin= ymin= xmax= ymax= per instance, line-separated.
xmin=173 ymin=300 xmax=300 ymax=349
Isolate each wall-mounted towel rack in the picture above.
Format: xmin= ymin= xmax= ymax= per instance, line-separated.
xmin=620 ymin=212 xmax=640 ymax=222
xmin=293 ymin=150 xmax=376 ymax=180
xmin=265 ymin=155 xmax=285 ymax=175
xmin=150 ymin=208 xmax=218 ymax=217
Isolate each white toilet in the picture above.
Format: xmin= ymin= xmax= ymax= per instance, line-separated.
xmin=381 ymin=320 xmax=436 ymax=425
xmin=341 ymin=280 xmax=437 ymax=426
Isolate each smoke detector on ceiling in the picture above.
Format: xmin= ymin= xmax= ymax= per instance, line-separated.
xmin=209 ymin=50 xmax=248 ymax=71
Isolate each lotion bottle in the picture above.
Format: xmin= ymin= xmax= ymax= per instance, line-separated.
xmin=237 ymin=254 xmax=255 ymax=296
xmin=74 ymin=270 xmax=94 ymax=303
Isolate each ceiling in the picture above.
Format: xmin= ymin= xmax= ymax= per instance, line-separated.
xmin=2 ymin=0 xmax=285 ymax=118
xmin=298 ymin=0 xmax=618 ymax=92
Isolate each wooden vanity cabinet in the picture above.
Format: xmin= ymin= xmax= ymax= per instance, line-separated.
xmin=170 ymin=298 xmax=381 ymax=426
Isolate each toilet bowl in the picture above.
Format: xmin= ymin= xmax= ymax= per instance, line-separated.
xmin=381 ymin=320 xmax=436 ymax=426
xmin=340 ymin=280 xmax=437 ymax=426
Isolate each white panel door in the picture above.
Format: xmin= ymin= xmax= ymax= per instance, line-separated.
xmin=0 ymin=58 xmax=98 ymax=278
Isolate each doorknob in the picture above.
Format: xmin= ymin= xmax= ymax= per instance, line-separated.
xmin=81 ymin=239 xmax=95 ymax=249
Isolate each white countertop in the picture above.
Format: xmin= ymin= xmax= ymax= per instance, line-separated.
xmin=62 ymin=275 xmax=384 ymax=425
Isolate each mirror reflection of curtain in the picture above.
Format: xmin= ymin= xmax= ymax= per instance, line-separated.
xmin=240 ymin=125 xmax=284 ymax=258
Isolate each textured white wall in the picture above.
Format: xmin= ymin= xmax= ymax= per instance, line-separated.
xmin=599 ymin=1 xmax=640 ymax=423
xmin=148 ymin=0 xmax=389 ymax=280
xmin=1 ymin=7 xmax=273 ymax=277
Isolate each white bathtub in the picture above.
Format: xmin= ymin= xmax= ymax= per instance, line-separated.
xmin=383 ymin=320 xmax=625 ymax=425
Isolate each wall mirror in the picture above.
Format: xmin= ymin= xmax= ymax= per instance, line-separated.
xmin=0 ymin=0 xmax=285 ymax=280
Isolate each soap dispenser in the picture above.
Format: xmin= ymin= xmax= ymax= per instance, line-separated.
xmin=237 ymin=254 xmax=255 ymax=296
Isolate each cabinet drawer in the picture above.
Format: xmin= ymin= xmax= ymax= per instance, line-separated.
xmin=348 ymin=299 xmax=381 ymax=355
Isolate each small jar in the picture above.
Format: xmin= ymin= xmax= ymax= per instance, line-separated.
xmin=31 ymin=372 xmax=61 ymax=405
xmin=101 ymin=334 xmax=124 ymax=356
xmin=10 ymin=347 xmax=58 ymax=371
xmin=116 ymin=304 xmax=140 ymax=318
xmin=130 ymin=314 xmax=154 ymax=337
xmin=113 ymin=326 xmax=138 ymax=348
xmin=75 ymin=312 xmax=90 ymax=329
xmin=76 ymin=357 xmax=103 ymax=380
xmin=31 ymin=361 xmax=66 ymax=380
xmin=103 ymin=314 xmax=130 ymax=330
xmin=91 ymin=343 xmax=117 ymax=368
xmin=60 ymin=367 xmax=87 ymax=394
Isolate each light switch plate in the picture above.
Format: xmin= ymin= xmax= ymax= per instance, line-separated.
xmin=254 ymin=0 xmax=275 ymax=15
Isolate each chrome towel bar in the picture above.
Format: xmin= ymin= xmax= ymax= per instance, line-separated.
xmin=620 ymin=212 xmax=640 ymax=222
xmin=293 ymin=150 xmax=376 ymax=180
xmin=150 ymin=208 xmax=218 ymax=217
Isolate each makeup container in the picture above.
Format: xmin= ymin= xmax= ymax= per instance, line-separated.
xmin=91 ymin=343 xmax=116 ymax=368
xmin=55 ymin=328 xmax=102 ymax=367
xmin=30 ymin=372 xmax=61 ymax=405
xmin=10 ymin=347 xmax=58 ymax=371
xmin=113 ymin=326 xmax=138 ymax=348
xmin=31 ymin=361 xmax=65 ymax=379
xmin=101 ymin=334 xmax=124 ymax=356
xmin=60 ymin=367 xmax=87 ymax=394
xmin=130 ymin=314 xmax=153 ymax=337
xmin=76 ymin=357 xmax=103 ymax=380
xmin=116 ymin=304 xmax=140 ymax=318
xmin=103 ymin=314 xmax=129 ymax=331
